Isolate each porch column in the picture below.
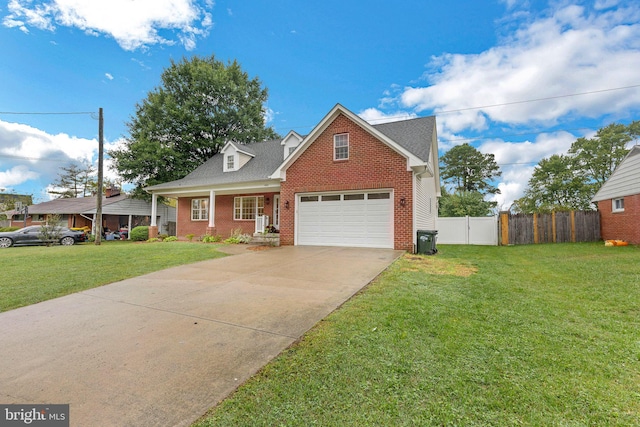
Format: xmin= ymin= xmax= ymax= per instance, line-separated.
xmin=127 ymin=214 xmax=132 ymax=240
xmin=149 ymin=193 xmax=158 ymax=238
xmin=207 ymin=190 xmax=216 ymax=235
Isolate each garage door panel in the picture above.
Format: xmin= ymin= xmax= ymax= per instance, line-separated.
xmin=297 ymin=191 xmax=393 ymax=248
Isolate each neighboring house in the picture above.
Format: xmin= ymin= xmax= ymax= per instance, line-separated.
xmin=146 ymin=104 xmax=440 ymax=251
xmin=8 ymin=188 xmax=176 ymax=236
xmin=592 ymin=145 xmax=640 ymax=244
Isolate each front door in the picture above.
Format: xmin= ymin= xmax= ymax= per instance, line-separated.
xmin=274 ymin=195 xmax=280 ymax=230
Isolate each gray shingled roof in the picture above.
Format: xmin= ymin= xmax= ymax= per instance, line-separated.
xmin=592 ymin=145 xmax=640 ymax=202
xmin=147 ymin=138 xmax=284 ymax=190
xmin=147 ymin=115 xmax=436 ymax=191
xmin=373 ymin=116 xmax=435 ymax=162
xmin=27 ymin=194 xmax=129 ymax=214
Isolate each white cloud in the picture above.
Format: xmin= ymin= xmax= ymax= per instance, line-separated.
xmin=358 ymin=108 xmax=417 ymax=125
xmin=480 ymin=131 xmax=577 ymax=208
xmin=399 ymin=3 xmax=640 ymax=134
xmin=369 ymin=2 xmax=640 ymax=211
xmin=0 ymin=165 xmax=39 ymax=188
xmin=3 ymin=0 xmax=214 ymax=51
xmin=105 ymin=72 xmax=113 ymax=80
xmin=0 ymin=119 xmax=99 ymax=196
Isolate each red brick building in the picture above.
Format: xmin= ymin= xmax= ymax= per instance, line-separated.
xmin=592 ymin=145 xmax=640 ymax=244
xmin=146 ymin=104 xmax=440 ymax=251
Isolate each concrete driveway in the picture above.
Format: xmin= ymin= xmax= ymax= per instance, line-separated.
xmin=0 ymin=245 xmax=401 ymax=427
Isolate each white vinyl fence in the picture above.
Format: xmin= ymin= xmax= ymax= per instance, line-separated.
xmin=436 ymin=216 xmax=498 ymax=246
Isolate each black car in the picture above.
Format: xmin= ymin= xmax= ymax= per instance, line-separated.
xmin=0 ymin=226 xmax=87 ymax=248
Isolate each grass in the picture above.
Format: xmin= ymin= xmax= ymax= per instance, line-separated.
xmin=194 ymin=243 xmax=640 ymax=427
xmin=0 ymin=240 xmax=228 ymax=312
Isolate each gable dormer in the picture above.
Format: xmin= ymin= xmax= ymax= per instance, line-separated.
xmin=221 ymin=141 xmax=255 ymax=172
xmin=281 ymin=131 xmax=304 ymax=159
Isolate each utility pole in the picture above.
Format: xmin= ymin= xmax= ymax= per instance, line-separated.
xmin=95 ymin=107 xmax=104 ymax=245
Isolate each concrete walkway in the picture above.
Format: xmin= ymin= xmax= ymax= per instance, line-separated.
xmin=0 ymin=246 xmax=401 ymax=427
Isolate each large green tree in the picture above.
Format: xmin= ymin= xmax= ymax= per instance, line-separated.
xmin=439 ymin=143 xmax=501 ymax=216
xmin=514 ymin=122 xmax=635 ymax=213
xmin=110 ymin=55 xmax=278 ymax=197
xmin=438 ymin=189 xmax=497 ymax=217
xmin=440 ymin=143 xmax=501 ymax=195
xmin=513 ymin=154 xmax=592 ymax=213
xmin=568 ymin=123 xmax=632 ymax=187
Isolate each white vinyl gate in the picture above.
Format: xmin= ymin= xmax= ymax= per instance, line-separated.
xmin=436 ymin=216 xmax=498 ymax=245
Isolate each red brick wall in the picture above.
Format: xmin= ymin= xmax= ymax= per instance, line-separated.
xmin=598 ymin=194 xmax=640 ymax=244
xmin=280 ymin=113 xmax=414 ymax=251
xmin=176 ymin=193 xmax=277 ymax=239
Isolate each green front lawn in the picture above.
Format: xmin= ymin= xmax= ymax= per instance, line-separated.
xmin=195 ymin=243 xmax=640 ymax=426
xmin=0 ymin=241 xmax=227 ymax=312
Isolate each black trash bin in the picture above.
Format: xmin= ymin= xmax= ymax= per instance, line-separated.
xmin=417 ymin=230 xmax=438 ymax=255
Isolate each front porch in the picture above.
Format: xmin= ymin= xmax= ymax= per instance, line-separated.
xmin=148 ymin=191 xmax=281 ymax=240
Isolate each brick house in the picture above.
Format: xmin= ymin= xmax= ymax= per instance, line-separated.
xmin=592 ymin=145 xmax=640 ymax=244
xmin=146 ymin=104 xmax=440 ymax=251
xmin=9 ymin=188 xmax=176 ymax=237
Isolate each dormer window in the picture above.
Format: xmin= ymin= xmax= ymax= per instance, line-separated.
xmin=222 ymin=141 xmax=254 ymax=172
xmin=334 ymin=133 xmax=349 ymax=160
xmin=281 ymin=131 xmax=304 ymax=159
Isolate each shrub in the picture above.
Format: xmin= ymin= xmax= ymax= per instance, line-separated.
xmin=225 ymin=228 xmax=252 ymax=244
xmin=163 ymin=236 xmax=178 ymax=242
xmin=146 ymin=237 xmax=161 ymax=243
xmin=130 ymin=226 xmax=149 ymax=241
xmin=185 ymin=233 xmax=195 ymax=242
xmin=158 ymin=233 xmax=168 ymax=241
xmin=202 ymin=234 xmax=222 ymax=243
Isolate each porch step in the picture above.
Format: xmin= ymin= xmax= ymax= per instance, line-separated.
xmin=250 ymin=232 xmax=280 ymax=246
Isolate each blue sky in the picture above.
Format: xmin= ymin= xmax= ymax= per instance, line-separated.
xmin=1 ymin=0 xmax=639 ymax=207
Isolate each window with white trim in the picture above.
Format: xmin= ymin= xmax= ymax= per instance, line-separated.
xmin=613 ymin=197 xmax=624 ymax=212
xmin=227 ymin=155 xmax=235 ymax=170
xmin=334 ymin=133 xmax=349 ymax=160
xmin=234 ymin=196 xmax=264 ymax=220
xmin=191 ymin=199 xmax=209 ymax=220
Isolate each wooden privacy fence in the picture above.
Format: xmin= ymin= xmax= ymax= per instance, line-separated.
xmin=499 ymin=211 xmax=601 ymax=245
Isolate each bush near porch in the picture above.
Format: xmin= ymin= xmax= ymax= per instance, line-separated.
xmin=195 ymin=243 xmax=640 ymax=426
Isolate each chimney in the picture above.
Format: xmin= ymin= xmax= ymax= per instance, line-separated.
xmin=105 ymin=187 xmax=121 ymax=198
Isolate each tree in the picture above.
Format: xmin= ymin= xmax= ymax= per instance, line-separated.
xmin=440 ymin=143 xmax=502 ymax=195
xmin=38 ymin=214 xmax=63 ymax=247
xmin=568 ymin=123 xmax=631 ymax=187
xmin=49 ymin=163 xmax=96 ymax=198
xmin=514 ymin=122 xmax=635 ymax=213
xmin=109 ymin=55 xmax=279 ymax=198
xmin=513 ymin=154 xmax=592 ymax=213
xmin=438 ymin=188 xmax=497 ymax=217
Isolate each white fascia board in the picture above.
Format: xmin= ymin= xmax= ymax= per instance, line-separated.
xmin=280 ymin=130 xmax=304 ymax=145
xmin=147 ymin=180 xmax=281 ymax=198
xmin=221 ymin=141 xmax=255 ymax=158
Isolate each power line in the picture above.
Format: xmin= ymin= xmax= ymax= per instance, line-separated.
xmin=0 ymin=111 xmax=95 ymax=115
xmin=274 ymin=83 xmax=640 ymax=132
xmin=432 ymin=84 xmax=640 ymax=115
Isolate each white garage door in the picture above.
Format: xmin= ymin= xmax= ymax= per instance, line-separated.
xmin=296 ymin=191 xmax=393 ymax=248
